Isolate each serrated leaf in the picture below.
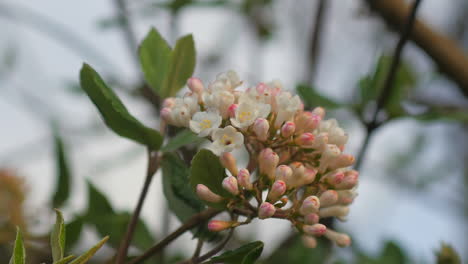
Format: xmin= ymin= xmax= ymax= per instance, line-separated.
xmin=51 ymin=209 xmax=66 ymax=262
xmin=68 ymin=236 xmax=109 ymax=264
xmin=209 ymin=241 xmax=264 ymax=264
xmin=54 ymin=255 xmax=76 ymax=264
xmin=79 ymin=64 xmax=163 ymax=150
xmin=139 ymin=28 xmax=172 ymax=95
xmin=190 ymin=149 xmax=230 ymax=200
xmin=297 ymin=84 xmax=342 ymax=109
xmin=9 ymin=227 xmax=25 ymax=264
xmin=161 ymin=34 xmax=196 ymax=98
xmin=52 ymin=133 xmax=71 ymax=208
xmin=65 ymin=216 xmax=83 ymax=251
xmin=161 ymin=130 xmax=204 ymax=152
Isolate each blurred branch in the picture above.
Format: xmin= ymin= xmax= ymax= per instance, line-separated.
xmin=355 ymin=0 xmax=422 ymax=170
xmin=0 ymin=2 xmax=120 ymax=75
xmin=113 ymin=0 xmax=139 ymax=67
xmin=307 ymin=0 xmax=329 ymax=84
xmin=364 ymin=0 xmax=468 ymax=96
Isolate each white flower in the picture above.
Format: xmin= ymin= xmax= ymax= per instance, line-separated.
xmin=230 ymin=99 xmax=270 ymax=129
xmin=202 ymin=90 xmax=235 ymax=119
xmin=274 ymin=92 xmax=302 ymax=127
xmin=189 ymin=111 xmax=222 ymax=137
xmin=209 ymin=126 xmax=244 ymax=155
xmin=318 ymin=119 xmax=348 ymax=147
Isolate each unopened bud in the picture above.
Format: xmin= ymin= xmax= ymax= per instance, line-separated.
xmin=337 ymin=190 xmax=358 ymax=205
xmin=259 ymin=148 xmax=279 ymax=180
xmin=220 ymin=152 xmax=238 ymax=176
xmin=196 ymin=184 xmax=223 ymax=203
xmin=302 ymin=236 xmax=318 ymax=248
xmin=222 ymin=176 xmax=239 ymax=196
xmin=267 ymin=180 xmax=286 ymax=202
xmin=319 ymin=205 xmax=350 ymax=221
xmin=324 ymin=229 xmax=351 ymax=247
xmin=304 ymin=213 xmax=320 ymax=225
xmin=187 ymin=77 xmax=204 ymax=94
xmin=329 ymin=154 xmax=355 ymax=170
xmin=237 ymin=169 xmax=253 ymax=190
xmin=322 ymin=171 xmax=345 ymax=186
xmin=228 ymin=104 xmax=238 ymax=118
xmin=258 ymin=202 xmax=276 ymax=219
xmin=303 ymin=223 xmax=327 ymax=236
xmin=275 ymin=165 xmax=293 ymax=183
xmin=319 ymin=190 xmax=339 ymax=207
xmin=312 ymin=107 xmax=325 ymax=119
xmin=208 ymin=220 xmax=234 ymax=232
xmin=295 ymin=133 xmax=315 ymax=147
xmin=301 ymin=168 xmax=317 ymax=185
xmin=336 ymin=170 xmax=358 ymax=189
xmin=253 ymin=118 xmax=269 ymax=141
xmin=162 ymin=98 xmax=175 ymax=108
xmin=300 ymin=196 xmax=320 ymax=215
xmin=256 ymin=82 xmax=267 ymax=94
xmin=295 ymin=112 xmax=321 ymax=133
xmin=160 ymin=107 xmax=172 ymax=122
xmin=281 ymin=122 xmax=295 ymax=138
xmin=289 ymin=162 xmax=305 ymax=188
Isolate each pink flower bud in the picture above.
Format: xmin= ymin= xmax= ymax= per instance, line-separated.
xmin=302 ymin=236 xmax=317 ymax=248
xmin=220 ymin=152 xmax=238 ymax=176
xmin=222 ymin=176 xmax=239 ymax=196
xmin=295 ymin=112 xmax=321 ymax=133
xmin=288 ymin=162 xmax=305 ymax=188
xmin=160 ymin=107 xmax=172 ymax=122
xmin=319 ymin=205 xmax=350 ymax=221
xmin=301 ymin=168 xmax=317 ymax=185
xmin=329 ymin=154 xmax=355 ymax=170
xmin=336 ymin=170 xmax=359 ymax=189
xmin=187 ymin=77 xmax=204 ymax=94
xmin=324 ymin=229 xmax=351 ymax=247
xmin=208 ymin=220 xmax=234 ymax=232
xmin=319 ymin=190 xmax=339 ymax=207
xmin=256 ymin=82 xmax=267 ymax=94
xmin=275 ymin=165 xmax=293 ymax=183
xmin=253 ymin=118 xmax=269 ymax=141
xmin=312 ymin=107 xmax=325 ymax=119
xmin=337 ymin=190 xmax=358 ymax=205
xmin=267 ymin=180 xmax=286 ymax=202
xmin=304 ymin=213 xmax=320 ymax=225
xmin=303 ymin=223 xmax=327 ymax=236
xmin=323 ymin=171 xmax=345 ymax=186
xmin=228 ymin=104 xmax=238 ymax=118
xmin=162 ymin=98 xmax=175 ymax=108
xmin=196 ymin=184 xmax=223 ymax=203
xmin=295 ymin=133 xmax=315 ymax=146
xmin=300 ymin=196 xmax=320 ymax=215
xmin=258 ymin=202 xmax=276 ymax=219
xmin=259 ymin=148 xmax=279 ymax=180
xmin=237 ymin=169 xmax=253 ymax=190
xmin=281 ymin=122 xmax=295 ymax=138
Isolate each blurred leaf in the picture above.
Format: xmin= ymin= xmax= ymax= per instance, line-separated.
xmin=79 ymin=64 xmax=163 ymax=150
xmin=411 ymin=110 xmax=468 ymax=123
xmin=161 ymin=130 xmax=204 ymax=152
xmin=161 ymin=34 xmax=196 ymax=98
xmin=9 ymin=227 xmax=25 ymax=264
xmin=261 ymin=236 xmax=327 ymax=264
xmin=86 ymin=182 xmax=114 ymax=221
xmin=139 ymin=28 xmax=172 ymax=96
xmin=68 ymin=236 xmax=109 ymax=264
xmin=52 ymin=133 xmax=71 ymax=208
xmin=379 ymin=241 xmax=407 ymax=263
xmin=93 ymin=212 xmax=154 ymax=250
xmin=209 ymin=241 xmax=263 ymax=264
xmin=436 ymin=243 xmax=461 ymax=264
xmin=65 ymin=216 xmax=84 ymax=251
xmin=190 ymin=149 xmax=230 ymax=202
xmin=297 ymin=84 xmax=341 ymax=109
xmin=54 ymin=255 xmax=76 ymax=264
xmin=97 ymin=15 xmax=126 ymax=30
xmin=51 ymin=209 xmax=66 ymax=262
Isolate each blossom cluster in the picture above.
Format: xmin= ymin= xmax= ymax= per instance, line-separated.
xmin=161 ymin=71 xmax=358 ymax=248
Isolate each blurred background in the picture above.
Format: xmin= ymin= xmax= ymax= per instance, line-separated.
xmin=1 ymin=0 xmax=467 ymax=263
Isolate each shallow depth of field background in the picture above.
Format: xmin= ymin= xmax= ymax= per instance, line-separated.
xmin=1 ymin=0 xmax=467 ymax=263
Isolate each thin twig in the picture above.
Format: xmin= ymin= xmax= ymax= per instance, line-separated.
xmin=128 ymin=208 xmax=222 ymax=264
xmin=355 ymin=0 xmax=423 ymax=171
xmin=192 ymin=239 xmax=205 ymax=259
xmin=191 ymin=228 xmax=235 ymax=264
xmin=307 ymin=0 xmax=329 ymax=84
xmin=113 ymin=0 xmax=139 ymax=66
xmin=115 ymin=150 xmax=160 ymax=264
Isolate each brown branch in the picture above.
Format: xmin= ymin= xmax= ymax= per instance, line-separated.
xmin=128 ymin=208 xmax=222 ymax=264
xmin=115 ymin=150 xmax=160 ymax=264
xmin=365 ymin=0 xmax=468 ymax=96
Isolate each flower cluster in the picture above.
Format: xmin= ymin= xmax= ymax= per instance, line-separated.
xmin=161 ymin=71 xmax=358 ymax=248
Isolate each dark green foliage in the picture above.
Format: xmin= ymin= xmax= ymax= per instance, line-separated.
xmin=209 ymin=241 xmax=264 ymax=264
xmin=52 ymin=133 xmax=72 ymax=208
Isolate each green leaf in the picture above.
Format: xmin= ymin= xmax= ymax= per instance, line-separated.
xmin=190 ymin=149 xmax=230 ymax=200
xmin=51 ymin=209 xmax=66 ymax=262
xmin=260 ymin=235 xmax=326 ymax=264
xmin=68 ymin=236 xmax=109 ymax=264
xmin=161 ymin=130 xmax=204 ymax=152
xmin=85 ymin=182 xmax=114 ymax=221
xmin=209 ymin=241 xmax=264 ymax=264
xmin=410 ymin=110 xmax=468 ymax=123
xmin=139 ymin=28 xmax=172 ymax=95
xmin=54 ymin=255 xmax=76 ymax=264
xmin=65 ymin=216 xmax=84 ymax=251
xmin=161 ymin=34 xmax=196 ymax=98
xmin=52 ymin=133 xmax=71 ymax=208
xmin=436 ymin=243 xmax=461 ymax=264
xmin=296 ymin=84 xmax=341 ymax=109
xmin=9 ymin=227 xmax=25 ymax=264
xmin=378 ymin=241 xmax=407 ymax=263
xmin=79 ymin=64 xmax=163 ymax=150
